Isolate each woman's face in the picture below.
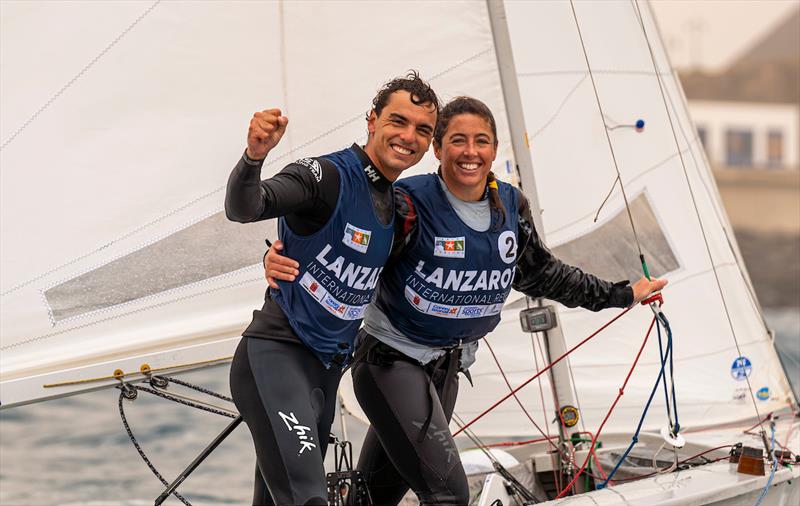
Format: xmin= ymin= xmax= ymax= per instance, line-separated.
xmin=434 ymin=113 xmax=498 ymax=201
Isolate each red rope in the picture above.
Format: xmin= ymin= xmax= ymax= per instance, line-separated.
xmin=485 ymin=337 xmax=564 ymax=492
xmin=555 ymin=315 xmax=657 ymax=499
xmin=591 ymin=446 xmax=608 ymax=480
xmin=485 ymin=339 xmax=553 ymax=440
xmin=466 ymin=436 xmax=558 ymax=450
xmin=453 ymin=305 xmax=634 ymax=438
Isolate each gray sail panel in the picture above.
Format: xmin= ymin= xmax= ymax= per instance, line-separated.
xmin=552 ymin=193 xmax=679 ymax=282
xmin=44 ymin=214 xmax=274 ymax=323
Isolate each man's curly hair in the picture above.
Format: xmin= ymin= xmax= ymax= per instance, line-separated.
xmin=368 ymin=70 xmax=440 ymax=120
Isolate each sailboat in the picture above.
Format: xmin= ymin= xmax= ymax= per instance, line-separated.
xmin=1 ymin=1 xmax=796 ymax=505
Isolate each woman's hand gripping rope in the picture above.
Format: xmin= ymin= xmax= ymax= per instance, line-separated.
xmin=632 ymin=275 xmax=668 ymax=304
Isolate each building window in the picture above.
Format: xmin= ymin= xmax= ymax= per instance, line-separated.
xmin=725 ymin=129 xmax=753 ymax=167
xmin=767 ymin=130 xmax=783 ymax=168
xmin=697 ymin=126 xmax=709 ymax=155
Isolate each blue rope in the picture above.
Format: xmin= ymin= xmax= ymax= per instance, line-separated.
xmin=597 ymin=314 xmax=673 ymax=488
xmin=754 ymin=424 xmax=778 ymax=506
xmin=656 ymin=315 xmax=675 ymax=428
xmin=663 ymin=314 xmax=680 ymax=433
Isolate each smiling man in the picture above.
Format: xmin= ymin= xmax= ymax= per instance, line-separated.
xmin=224 ymin=72 xmax=439 ymax=505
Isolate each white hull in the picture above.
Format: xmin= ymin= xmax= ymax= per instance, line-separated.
xmin=506 ymin=460 xmax=799 ymax=506
xmin=472 ymin=416 xmax=800 ymax=506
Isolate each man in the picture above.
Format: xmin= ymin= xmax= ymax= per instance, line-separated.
xmin=225 ymin=72 xmax=439 ymax=505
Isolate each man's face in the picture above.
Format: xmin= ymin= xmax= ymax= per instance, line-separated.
xmin=364 ymin=90 xmax=437 ymax=181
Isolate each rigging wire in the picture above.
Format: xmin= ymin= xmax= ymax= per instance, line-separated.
xmin=485 ymin=339 xmax=554 ymax=444
xmin=454 ymin=305 xmax=634 ymax=438
xmin=625 ymin=0 xmax=770 ymax=331
xmin=451 ymin=414 xmax=541 ymax=504
xmin=555 ymin=316 xmax=658 ymax=498
xmin=484 ymin=338 xmax=613 ymax=486
xmin=628 ymin=0 xmax=769 ymax=449
xmin=529 ymin=327 xmax=558 ymax=437
xmin=566 ymin=0 xmax=648 ymax=276
xmin=598 ymin=311 xmax=675 ymax=487
xmin=116 ymin=375 xmax=240 ymax=506
xmin=118 ymin=389 xmax=192 ymax=506
xmin=754 ymin=423 xmax=779 ymax=506
xmin=489 ymin=335 xmax=563 ymax=492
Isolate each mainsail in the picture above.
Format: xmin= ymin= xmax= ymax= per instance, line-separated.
xmin=0 ymin=0 xmax=520 ymax=407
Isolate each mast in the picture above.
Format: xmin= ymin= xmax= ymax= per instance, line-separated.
xmin=486 ymin=0 xmax=579 ymax=456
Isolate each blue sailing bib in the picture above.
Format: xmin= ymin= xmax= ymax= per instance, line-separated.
xmin=375 ymin=174 xmax=519 ymax=347
xmin=272 ymin=147 xmax=393 ymax=366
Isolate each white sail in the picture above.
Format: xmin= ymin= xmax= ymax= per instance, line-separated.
xmin=453 ymin=0 xmax=795 ymax=438
xmin=0 ymin=0 xmax=520 ymax=407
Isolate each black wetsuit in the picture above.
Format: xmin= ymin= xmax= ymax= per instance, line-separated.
xmin=225 ymin=145 xmax=393 ymax=505
xmin=352 ymin=184 xmax=633 ymax=505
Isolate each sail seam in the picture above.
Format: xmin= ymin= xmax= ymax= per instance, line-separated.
xmin=519 ymin=69 xmax=674 ymax=78
xmin=0 ymin=0 xmax=163 ymax=152
xmin=2 ymin=274 xmax=262 ymax=351
xmin=547 ymin=132 xmax=701 ymax=237
xmin=529 ymin=74 xmax=588 ymax=140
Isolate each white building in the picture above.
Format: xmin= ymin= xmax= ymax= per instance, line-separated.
xmin=691 ymin=100 xmax=798 ymax=169
xmin=678 ymin=8 xmax=799 ymax=171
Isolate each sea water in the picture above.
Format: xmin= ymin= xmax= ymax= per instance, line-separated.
xmin=1 ymin=309 xmax=798 ymax=505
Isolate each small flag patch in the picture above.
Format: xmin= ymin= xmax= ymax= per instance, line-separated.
xmin=343 ymin=223 xmax=371 ymax=253
xmin=434 ymin=236 xmax=465 ymax=258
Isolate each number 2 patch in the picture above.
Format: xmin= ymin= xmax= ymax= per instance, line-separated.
xmin=498 ymin=230 xmax=517 ymax=264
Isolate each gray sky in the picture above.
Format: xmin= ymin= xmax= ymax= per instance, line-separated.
xmin=650 ymin=0 xmax=798 ymax=71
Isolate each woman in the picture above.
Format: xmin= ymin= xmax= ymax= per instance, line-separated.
xmin=266 ymin=97 xmax=665 ymax=505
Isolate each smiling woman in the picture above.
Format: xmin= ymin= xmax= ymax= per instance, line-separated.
xmin=434 ymin=97 xmax=499 ymax=202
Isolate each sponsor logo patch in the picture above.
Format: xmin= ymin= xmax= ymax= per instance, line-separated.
xmin=404 ymin=286 xmax=502 ymax=319
xmin=342 ymin=223 xmax=371 ymax=254
xmin=756 ymin=387 xmax=770 ymax=401
xmin=732 ymin=386 xmax=748 ymax=402
xmin=323 ymin=293 xmax=342 ymax=314
xmin=300 ymin=273 xmax=325 ymax=301
xmin=434 ymin=236 xmax=465 ymax=258
xmin=459 ymin=306 xmax=485 ymax=318
xmin=430 ymin=304 xmax=454 ymax=315
xmin=300 ymin=272 xmax=367 ymax=321
xmin=730 ymin=356 xmax=752 ymax=381
xmin=297 ymin=158 xmax=322 ymax=182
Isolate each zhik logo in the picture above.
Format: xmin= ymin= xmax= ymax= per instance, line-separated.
xmin=278 ymin=411 xmax=317 ymax=455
